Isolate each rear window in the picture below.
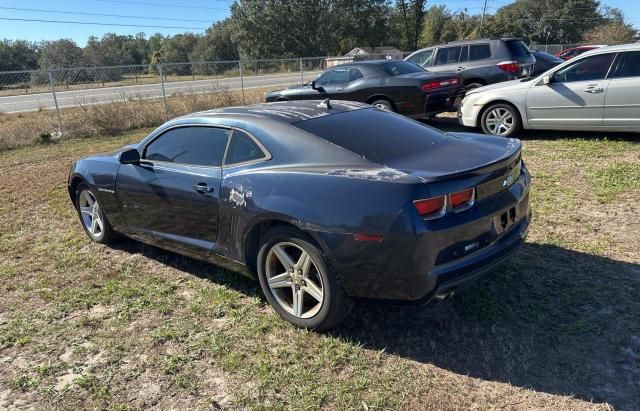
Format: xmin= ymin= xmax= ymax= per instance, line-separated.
xmin=379 ymin=61 xmax=425 ymax=76
xmin=505 ymin=40 xmax=532 ymax=58
xmin=293 ymin=109 xmax=448 ymax=163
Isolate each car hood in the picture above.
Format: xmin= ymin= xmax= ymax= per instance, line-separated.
xmin=466 ymin=79 xmax=531 ymax=96
xmin=382 ymin=132 xmax=521 ymax=182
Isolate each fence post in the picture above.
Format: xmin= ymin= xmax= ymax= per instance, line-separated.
xmin=239 ymin=60 xmax=246 ymax=105
xmin=48 ymin=70 xmax=63 ymax=136
xmin=158 ymin=63 xmax=168 ymax=119
xmin=299 ymin=58 xmax=304 ymax=85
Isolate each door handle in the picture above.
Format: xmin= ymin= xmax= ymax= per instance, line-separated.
xmin=194 ymin=183 xmax=214 ymax=193
xmin=457 ymin=67 xmax=465 ymax=71
xmin=583 ymin=86 xmax=604 ymax=93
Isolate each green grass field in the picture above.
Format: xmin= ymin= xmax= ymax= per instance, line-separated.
xmin=1 ymin=124 xmax=639 ymax=410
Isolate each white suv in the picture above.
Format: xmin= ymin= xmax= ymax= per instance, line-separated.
xmin=458 ymin=43 xmax=640 ymax=137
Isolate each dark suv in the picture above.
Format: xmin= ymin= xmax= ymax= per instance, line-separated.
xmin=404 ymin=38 xmax=536 ymax=90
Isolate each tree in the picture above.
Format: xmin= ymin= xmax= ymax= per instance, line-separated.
xmin=582 ymin=22 xmax=636 ymax=45
xmin=38 ymin=39 xmax=86 ymax=69
xmin=190 ymin=19 xmax=239 ymax=62
xmin=486 ymin=0 xmax=603 ymax=45
xmin=394 ymin=0 xmax=427 ymax=50
xmin=0 ymin=39 xmax=38 ymax=71
xmin=161 ymin=33 xmax=199 ymax=63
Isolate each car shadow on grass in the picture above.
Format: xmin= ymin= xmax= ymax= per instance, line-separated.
xmin=333 ymin=243 xmax=640 ymax=409
xmin=425 ymin=116 xmax=640 ymax=141
xmin=109 ymin=238 xmax=640 ymax=408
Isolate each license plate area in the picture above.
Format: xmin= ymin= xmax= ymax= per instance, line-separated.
xmin=493 ymin=206 xmax=517 ymax=236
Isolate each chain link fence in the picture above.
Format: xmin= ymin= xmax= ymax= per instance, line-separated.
xmin=0 ymin=52 xmax=403 ymax=149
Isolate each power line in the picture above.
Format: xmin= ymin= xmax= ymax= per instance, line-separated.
xmin=94 ymin=0 xmax=229 ymax=10
xmin=0 ymin=17 xmax=208 ymax=30
xmin=0 ymin=6 xmax=215 ymax=23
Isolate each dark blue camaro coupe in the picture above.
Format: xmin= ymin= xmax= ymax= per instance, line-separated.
xmin=69 ymin=100 xmax=531 ymax=330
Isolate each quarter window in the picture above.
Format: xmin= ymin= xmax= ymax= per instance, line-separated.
xmin=552 ymin=53 xmax=616 ymax=83
xmin=224 ymin=130 xmax=265 ymax=165
xmin=614 ymin=51 xmax=640 ymax=78
xmin=144 ymin=126 xmax=230 ymax=166
xmin=435 ymin=46 xmax=462 ymax=65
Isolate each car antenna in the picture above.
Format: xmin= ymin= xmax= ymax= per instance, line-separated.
xmin=317 ymin=98 xmax=332 ymax=109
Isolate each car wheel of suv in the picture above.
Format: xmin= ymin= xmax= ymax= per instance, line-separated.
xmin=257 ymin=226 xmax=353 ymax=331
xmin=480 ymin=103 xmax=521 ymax=137
xmin=371 ymin=99 xmax=394 ymax=112
xmin=75 ymin=183 xmax=116 ymax=244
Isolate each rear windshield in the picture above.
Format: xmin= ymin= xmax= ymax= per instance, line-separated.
xmin=379 ymin=61 xmax=425 ymax=76
xmin=505 ymin=40 xmax=532 ymax=58
xmin=293 ymin=109 xmax=448 ymax=163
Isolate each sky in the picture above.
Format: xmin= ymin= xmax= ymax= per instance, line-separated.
xmin=0 ymin=0 xmax=638 ymax=46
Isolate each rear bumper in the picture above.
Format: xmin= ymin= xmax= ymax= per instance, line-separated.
xmin=331 ymin=166 xmax=531 ymax=302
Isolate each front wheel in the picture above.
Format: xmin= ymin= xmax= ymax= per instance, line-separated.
xmin=257 ymin=226 xmax=353 ymax=331
xmin=75 ymin=184 xmax=116 ymax=244
xmin=480 ymin=103 xmax=522 ymax=137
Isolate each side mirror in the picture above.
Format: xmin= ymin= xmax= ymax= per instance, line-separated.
xmin=542 ymin=75 xmax=551 ymax=85
xmin=310 ymin=80 xmax=325 ymax=92
xmin=119 ymin=148 xmax=141 ymax=164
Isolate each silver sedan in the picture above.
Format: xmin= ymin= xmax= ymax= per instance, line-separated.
xmin=458 ymin=43 xmax=640 ymax=137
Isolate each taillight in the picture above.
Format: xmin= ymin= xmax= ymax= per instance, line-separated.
xmin=497 ymin=61 xmax=519 ymax=73
xmin=449 ymin=188 xmax=475 ymax=210
xmin=421 ymin=77 xmax=460 ymax=92
xmin=413 ymin=196 xmax=446 ymax=219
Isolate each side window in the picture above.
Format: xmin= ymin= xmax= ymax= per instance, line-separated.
xmin=144 ymin=126 xmax=230 ymax=166
xmin=435 ymin=46 xmax=461 ymax=65
xmin=469 ymin=44 xmax=491 ymax=61
xmin=615 ymin=51 xmax=640 ymax=78
xmin=224 ymin=130 xmax=266 ymax=165
xmin=552 ymin=53 xmax=616 ymax=83
xmin=407 ymin=49 xmax=434 ymax=67
xmin=315 ymin=68 xmax=350 ymax=85
xmin=349 ymin=68 xmax=364 ymax=82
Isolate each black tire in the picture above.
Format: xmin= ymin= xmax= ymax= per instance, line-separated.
xmin=465 ymin=82 xmax=485 ymax=91
xmin=256 ymin=226 xmax=353 ymax=331
xmin=75 ymin=183 xmax=116 ymax=244
xmin=370 ymin=99 xmax=395 ymax=112
xmin=480 ymin=103 xmax=522 ymax=137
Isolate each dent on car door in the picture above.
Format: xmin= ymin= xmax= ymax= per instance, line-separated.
xmin=526 ymin=53 xmax=616 ymax=128
xmin=116 ymin=126 xmax=229 ymax=256
xmin=604 ymin=51 xmax=640 ymax=129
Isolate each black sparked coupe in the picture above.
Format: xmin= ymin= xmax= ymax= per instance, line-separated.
xmin=69 ymin=100 xmax=531 ymax=331
xmin=265 ymin=60 xmax=463 ymax=118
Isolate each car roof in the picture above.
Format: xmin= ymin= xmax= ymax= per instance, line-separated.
xmin=576 ymin=42 xmax=640 ymax=57
xmin=176 ymin=100 xmax=372 ymax=125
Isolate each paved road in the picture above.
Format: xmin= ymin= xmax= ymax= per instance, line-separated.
xmin=0 ymin=71 xmax=321 ymax=113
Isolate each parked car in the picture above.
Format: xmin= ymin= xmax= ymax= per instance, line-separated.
xmin=555 ymin=45 xmax=605 ymax=60
xmin=69 ymin=100 xmax=531 ymax=331
xmin=458 ymin=43 xmax=640 ymax=136
xmin=530 ymin=50 xmax=564 ymax=76
xmin=265 ymin=60 xmax=462 ymax=118
xmin=404 ymin=38 xmax=536 ymax=90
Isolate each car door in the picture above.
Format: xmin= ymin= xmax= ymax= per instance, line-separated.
xmin=428 ymin=46 xmax=463 ymax=75
xmin=314 ymin=67 xmax=352 ymax=98
xmin=116 ymin=125 xmax=230 ymax=256
xmin=526 ymin=52 xmax=617 ymax=128
xmin=604 ymin=51 xmax=640 ymax=129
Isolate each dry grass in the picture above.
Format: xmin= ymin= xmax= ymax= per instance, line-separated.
xmin=0 ymin=87 xmax=268 ymax=151
xmin=1 ymin=120 xmax=639 ymax=409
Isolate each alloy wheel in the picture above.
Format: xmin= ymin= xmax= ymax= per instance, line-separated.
xmin=485 ymin=107 xmax=514 ymax=135
xmin=78 ymin=190 xmax=104 ymax=239
xmin=265 ymin=242 xmax=324 ymax=319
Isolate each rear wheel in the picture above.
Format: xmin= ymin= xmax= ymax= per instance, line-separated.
xmin=370 ymin=99 xmax=394 ymax=112
xmin=257 ymin=226 xmax=352 ymax=331
xmin=75 ymin=184 xmax=116 ymax=243
xmin=480 ymin=103 xmax=521 ymax=137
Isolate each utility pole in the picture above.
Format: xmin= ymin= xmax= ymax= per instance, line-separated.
xmin=479 ymin=0 xmax=488 ymax=37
